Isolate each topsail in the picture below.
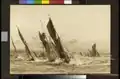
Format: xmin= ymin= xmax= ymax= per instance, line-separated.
xmin=46 ymin=18 xmax=57 ymax=40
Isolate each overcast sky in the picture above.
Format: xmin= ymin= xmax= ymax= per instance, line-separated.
xmin=10 ymin=5 xmax=110 ymax=52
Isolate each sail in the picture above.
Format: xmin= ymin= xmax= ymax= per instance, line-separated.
xmin=47 ymin=18 xmax=57 ymax=40
xmin=38 ymin=32 xmax=47 ymax=49
xmin=11 ymin=37 xmax=17 ymax=53
xmin=38 ymin=31 xmax=55 ymax=61
xmin=92 ymin=43 xmax=100 ymax=57
xmin=38 ymin=31 xmax=44 ymax=44
xmin=16 ymin=27 xmax=27 ymax=45
xmin=46 ymin=18 xmax=70 ymax=63
xmin=17 ymin=26 xmax=37 ymax=61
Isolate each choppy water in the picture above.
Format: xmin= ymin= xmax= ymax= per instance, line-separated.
xmin=10 ymin=51 xmax=110 ymax=74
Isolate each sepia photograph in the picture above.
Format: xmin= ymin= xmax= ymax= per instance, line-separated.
xmin=10 ymin=5 xmax=110 ymax=74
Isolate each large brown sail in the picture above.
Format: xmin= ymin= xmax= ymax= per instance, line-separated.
xmin=46 ymin=18 xmax=70 ymax=63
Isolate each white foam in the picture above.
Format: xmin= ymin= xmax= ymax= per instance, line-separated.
xmin=54 ymin=58 xmax=63 ymax=64
xmin=16 ymin=55 xmax=24 ymax=60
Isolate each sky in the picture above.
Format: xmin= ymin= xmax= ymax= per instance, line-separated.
xmin=10 ymin=5 xmax=110 ymax=52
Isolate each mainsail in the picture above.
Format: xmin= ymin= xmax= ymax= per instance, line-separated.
xmin=46 ymin=18 xmax=70 ymax=63
xmin=38 ymin=31 xmax=55 ymax=61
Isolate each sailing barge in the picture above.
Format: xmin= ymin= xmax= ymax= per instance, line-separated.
xmin=15 ymin=17 xmax=71 ymax=63
xmin=13 ymin=17 xmax=100 ymax=64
